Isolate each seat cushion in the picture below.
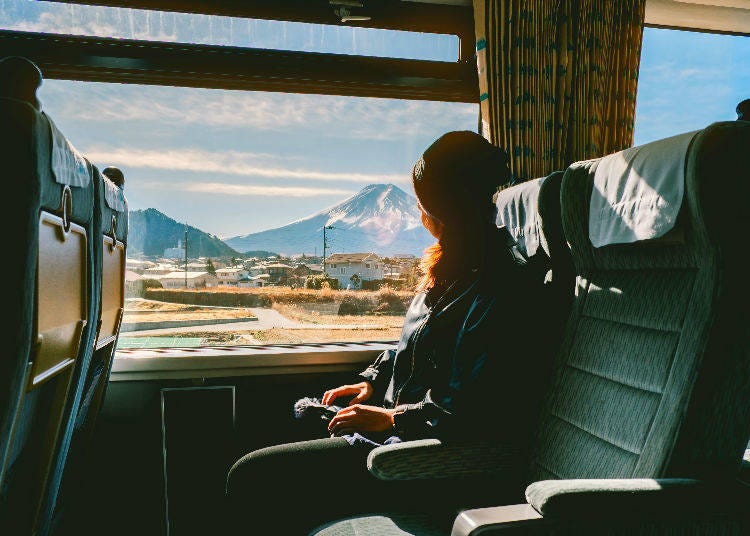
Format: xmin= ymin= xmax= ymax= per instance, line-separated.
xmin=311 ymin=513 xmax=449 ymax=536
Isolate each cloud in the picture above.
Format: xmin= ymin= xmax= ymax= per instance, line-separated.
xmin=85 ymin=146 xmax=406 ymax=183
xmin=41 ymin=81 xmax=477 ymax=141
xmin=139 ymin=180 xmax=351 ymax=197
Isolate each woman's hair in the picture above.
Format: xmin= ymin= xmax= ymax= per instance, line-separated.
xmin=413 ymin=131 xmax=510 ymax=292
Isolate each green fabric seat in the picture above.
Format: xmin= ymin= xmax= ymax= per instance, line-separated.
xmin=0 ymin=57 xmax=100 ymax=535
xmin=310 ymin=172 xmax=573 ymax=535
xmin=311 ymin=121 xmax=750 ymax=535
xmin=53 ymin=166 xmax=129 ymax=531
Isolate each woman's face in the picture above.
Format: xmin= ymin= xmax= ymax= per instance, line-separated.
xmin=420 ymin=209 xmax=443 ymax=239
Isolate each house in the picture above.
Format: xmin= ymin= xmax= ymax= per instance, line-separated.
xmin=155 ymin=271 xmax=218 ymax=289
xmin=264 ymin=263 xmax=294 ymax=283
xmin=142 ymin=263 xmax=179 ymax=277
xmin=215 ymin=267 xmax=249 ymax=286
xmin=186 ymin=261 xmax=208 ymax=271
xmin=324 ymin=253 xmax=384 ymax=288
xmin=124 ymin=270 xmax=144 ymax=297
xmin=293 ymin=263 xmax=323 ymax=277
xmin=247 ymin=265 xmax=268 ymax=276
xmin=125 ymin=258 xmax=155 ymax=272
xmin=238 ymin=274 xmax=269 ymax=288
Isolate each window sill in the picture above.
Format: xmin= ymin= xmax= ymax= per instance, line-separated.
xmin=111 ymin=341 xmax=396 ymax=381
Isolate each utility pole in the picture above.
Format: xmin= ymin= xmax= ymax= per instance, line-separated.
xmin=184 ymin=224 xmax=188 ymax=288
xmin=322 ymin=225 xmax=333 ymax=277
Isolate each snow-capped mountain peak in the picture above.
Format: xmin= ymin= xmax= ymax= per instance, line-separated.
xmin=225 ymin=183 xmax=432 ymax=256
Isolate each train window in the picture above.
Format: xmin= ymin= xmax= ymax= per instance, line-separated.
xmin=0 ymin=0 xmax=459 ymax=62
xmin=634 ymin=26 xmax=750 ymax=145
xmin=38 ymin=79 xmax=477 ymax=350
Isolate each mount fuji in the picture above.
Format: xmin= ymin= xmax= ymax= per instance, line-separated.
xmin=225 ymin=184 xmax=433 ymax=256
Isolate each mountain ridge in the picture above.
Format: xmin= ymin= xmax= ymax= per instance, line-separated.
xmin=226 ymin=183 xmax=432 ymax=256
xmin=129 ymin=208 xmax=240 ymax=258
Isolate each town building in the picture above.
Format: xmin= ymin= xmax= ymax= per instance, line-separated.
xmin=293 ymin=263 xmax=323 ymax=277
xmin=237 ymin=274 xmax=269 ymax=288
xmin=215 ymin=267 xmax=249 ymax=286
xmin=324 ymin=253 xmax=384 ymax=288
xmin=264 ymin=263 xmax=294 ymax=284
xmin=142 ymin=263 xmax=180 ymax=277
xmin=124 ymin=270 xmax=144 ymax=297
xmin=155 ymin=271 xmax=218 ymax=289
xmin=163 ymin=239 xmax=186 ymax=259
xmin=125 ymin=258 xmax=155 ymax=273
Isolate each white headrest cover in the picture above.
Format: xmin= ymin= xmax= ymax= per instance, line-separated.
xmin=589 ymin=130 xmax=699 ymax=248
xmin=101 ymin=170 xmax=127 ymax=213
xmin=46 ymin=113 xmax=91 ymax=188
xmin=496 ymin=177 xmax=544 ymax=257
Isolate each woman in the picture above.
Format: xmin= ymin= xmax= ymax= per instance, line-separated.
xmin=226 ymin=131 xmax=547 ymax=532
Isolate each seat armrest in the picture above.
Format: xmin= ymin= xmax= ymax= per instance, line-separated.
xmin=452 ymin=504 xmax=546 ymax=536
xmin=525 ymin=478 xmax=736 ymax=519
xmin=452 ymin=479 xmax=750 ymax=535
xmin=367 ymin=439 xmax=523 ymax=481
xmin=740 ymin=449 xmax=750 ymax=485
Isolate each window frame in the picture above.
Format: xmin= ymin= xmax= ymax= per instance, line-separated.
xmin=111 ymin=341 xmax=397 ymax=381
xmin=2 ymin=1 xmax=477 ymax=366
xmin=0 ymin=0 xmax=478 ymax=102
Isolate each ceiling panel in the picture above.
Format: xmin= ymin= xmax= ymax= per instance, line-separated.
xmin=647 ymin=0 xmax=750 ymax=34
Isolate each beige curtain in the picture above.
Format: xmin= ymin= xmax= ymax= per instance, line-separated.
xmin=473 ymin=0 xmax=646 ymax=182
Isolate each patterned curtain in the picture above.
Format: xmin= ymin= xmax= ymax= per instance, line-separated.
xmin=473 ymin=0 xmax=646 ymax=183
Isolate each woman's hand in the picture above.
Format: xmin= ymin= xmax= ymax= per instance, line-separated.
xmin=328 ymin=405 xmax=397 ymax=436
xmin=322 ymin=382 xmax=373 ymax=406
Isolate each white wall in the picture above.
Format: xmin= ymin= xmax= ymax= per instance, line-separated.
xmin=326 ymin=260 xmax=384 ymax=287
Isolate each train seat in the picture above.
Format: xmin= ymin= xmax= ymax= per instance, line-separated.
xmin=53 ymin=165 xmax=128 ymax=530
xmin=0 ymin=56 xmax=99 ymax=534
xmin=76 ymin=166 xmax=127 ymax=438
xmin=311 ymin=121 xmax=750 ymax=535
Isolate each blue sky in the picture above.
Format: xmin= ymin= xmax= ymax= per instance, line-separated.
xmin=634 ymin=27 xmax=750 ymax=145
xmin=1 ymin=1 xmax=748 ymax=238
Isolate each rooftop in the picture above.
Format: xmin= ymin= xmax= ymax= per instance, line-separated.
xmin=326 ymin=253 xmax=380 ymax=263
xmin=155 ymin=271 xmax=212 ymax=279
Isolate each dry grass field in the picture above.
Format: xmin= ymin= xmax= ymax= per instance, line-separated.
xmin=122 ymin=289 xmax=411 ymax=348
xmin=145 ymin=286 xmax=414 ymax=309
xmin=250 ymin=327 xmax=401 ymax=344
xmin=123 ymin=299 xmax=256 ymax=323
xmin=136 ymin=327 xmax=401 ymax=346
xmin=272 ymin=303 xmax=405 ymax=327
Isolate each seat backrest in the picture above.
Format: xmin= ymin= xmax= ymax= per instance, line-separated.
xmin=0 ymin=57 xmax=99 ymax=535
xmin=528 ymin=121 xmax=750 ymax=483
xmin=494 ymin=172 xmax=575 ymax=442
xmin=51 ymin=167 xmax=129 ymax=533
xmin=496 ymin=171 xmax=574 ymax=335
xmin=82 ymin=166 xmax=127 ymax=430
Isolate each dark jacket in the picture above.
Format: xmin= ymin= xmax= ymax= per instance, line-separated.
xmin=358 ymin=227 xmax=552 ymax=442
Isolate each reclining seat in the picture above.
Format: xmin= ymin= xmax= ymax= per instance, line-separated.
xmin=496 ymin=172 xmax=574 ymax=359
xmin=0 ymin=57 xmax=99 ymax=534
xmin=308 ymin=172 xmax=574 ymax=535
xmin=73 ymin=166 xmax=127 ymax=446
xmin=453 ymin=120 xmax=750 ymax=534
xmin=312 ymin=121 xmax=750 ymax=535
xmin=52 ymin=166 xmax=128 ymax=531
